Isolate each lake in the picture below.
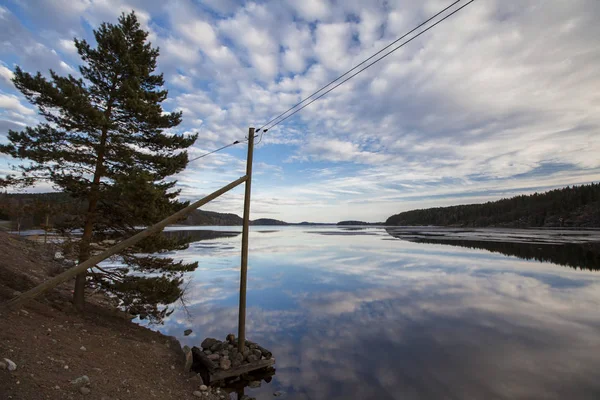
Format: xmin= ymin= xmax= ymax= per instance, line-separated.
xmin=150 ymin=226 xmax=600 ymax=399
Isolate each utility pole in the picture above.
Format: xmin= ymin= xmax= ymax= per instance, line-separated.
xmin=238 ymin=127 xmax=255 ymax=351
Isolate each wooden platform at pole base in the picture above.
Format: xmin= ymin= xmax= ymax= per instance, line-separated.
xmin=190 ymin=345 xmax=275 ymax=385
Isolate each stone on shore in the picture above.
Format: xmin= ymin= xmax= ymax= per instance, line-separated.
xmin=219 ymin=358 xmax=231 ymax=370
xmin=184 ymin=329 xmax=193 ymax=336
xmin=3 ymin=358 xmax=17 ymax=371
xmin=252 ymin=349 xmax=262 ymax=359
xmin=201 ymin=338 xmax=219 ymax=349
xmin=71 ymin=375 xmax=90 ymax=387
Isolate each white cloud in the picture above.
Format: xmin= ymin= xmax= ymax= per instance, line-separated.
xmin=287 ymin=0 xmax=331 ymax=21
xmin=58 ymin=38 xmax=78 ymax=55
xmin=0 ymin=63 xmax=14 ymax=87
xmin=1 ymin=0 xmax=599 ymax=222
xmin=0 ymin=93 xmax=35 ymax=115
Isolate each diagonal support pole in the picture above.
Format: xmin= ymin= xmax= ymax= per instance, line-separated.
xmin=2 ymin=175 xmax=248 ymax=310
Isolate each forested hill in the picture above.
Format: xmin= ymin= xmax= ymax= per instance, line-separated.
xmin=386 ymin=183 xmax=600 ymax=228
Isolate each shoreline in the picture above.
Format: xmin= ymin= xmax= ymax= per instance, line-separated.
xmin=0 ymin=231 xmax=223 ymax=399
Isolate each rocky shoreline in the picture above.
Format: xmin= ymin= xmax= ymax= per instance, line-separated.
xmin=194 ymin=334 xmax=274 ymax=372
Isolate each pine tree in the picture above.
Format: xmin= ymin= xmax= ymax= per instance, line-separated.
xmin=0 ymin=12 xmax=199 ymax=321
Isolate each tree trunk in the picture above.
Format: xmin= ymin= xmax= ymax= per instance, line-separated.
xmin=73 ymin=123 xmax=110 ymax=310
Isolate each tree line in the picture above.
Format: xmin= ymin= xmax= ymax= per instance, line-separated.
xmin=386 ymin=183 xmax=600 ymax=227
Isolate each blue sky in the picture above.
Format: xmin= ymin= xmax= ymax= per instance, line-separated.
xmin=0 ymin=0 xmax=599 ymax=222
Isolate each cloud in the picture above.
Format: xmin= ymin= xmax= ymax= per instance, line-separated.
xmin=0 ymin=93 xmax=35 ymax=115
xmin=1 ymin=0 xmax=599 ymax=222
xmin=0 ymin=62 xmax=14 ymax=89
xmin=151 ymin=228 xmax=600 ymax=399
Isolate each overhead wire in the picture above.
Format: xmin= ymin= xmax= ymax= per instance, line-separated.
xmin=260 ymin=0 xmax=476 ymax=133
xmin=188 ymin=140 xmax=242 ymax=162
xmin=255 ymin=0 xmax=463 ymax=133
xmin=188 ymin=0 xmax=476 ymax=161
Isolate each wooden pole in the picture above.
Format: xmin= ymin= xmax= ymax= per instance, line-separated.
xmin=238 ymin=127 xmax=255 ymax=351
xmin=2 ymin=175 xmax=248 ymax=310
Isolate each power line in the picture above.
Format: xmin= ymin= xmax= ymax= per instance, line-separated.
xmin=189 ymin=0 xmax=476 ymax=160
xmin=188 ymin=140 xmax=242 ymax=162
xmin=260 ymin=0 xmax=476 ymax=133
xmin=256 ymin=0 xmax=463 ymax=133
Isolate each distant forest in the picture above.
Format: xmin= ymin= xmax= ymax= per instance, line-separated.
xmin=0 ymin=192 xmax=289 ymax=230
xmin=386 ymin=183 xmax=600 ymax=228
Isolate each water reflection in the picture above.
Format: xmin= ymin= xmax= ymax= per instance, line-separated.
xmin=147 ymin=227 xmax=600 ymax=399
xmin=385 ymin=227 xmax=600 ymax=271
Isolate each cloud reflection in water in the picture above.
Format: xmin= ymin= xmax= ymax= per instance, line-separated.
xmin=151 ymin=227 xmax=600 ymax=399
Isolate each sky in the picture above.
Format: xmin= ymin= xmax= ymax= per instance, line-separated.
xmin=0 ymin=0 xmax=599 ymax=223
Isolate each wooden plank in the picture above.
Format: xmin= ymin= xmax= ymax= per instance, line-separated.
xmin=210 ymin=358 xmax=274 ymax=381
xmin=238 ymin=128 xmax=255 ymax=351
xmin=2 ymin=175 xmax=248 ymax=309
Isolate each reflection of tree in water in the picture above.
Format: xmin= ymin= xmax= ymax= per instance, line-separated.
xmin=163 ymin=230 xmax=241 ymax=244
xmin=385 ymin=229 xmax=600 ymax=271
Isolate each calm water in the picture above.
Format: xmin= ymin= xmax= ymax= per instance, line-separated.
xmin=152 ymin=226 xmax=600 ymax=400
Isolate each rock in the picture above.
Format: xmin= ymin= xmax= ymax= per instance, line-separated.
xmin=207 ymin=353 xmax=220 ymax=361
xmin=273 ymin=391 xmax=285 ymax=397
xmin=80 ymin=346 xmax=87 ymax=351
xmin=242 ymin=350 xmax=250 ymax=359
xmin=63 ymin=259 xmax=76 ymax=267
xmin=201 ymin=338 xmax=219 ymax=349
xmin=80 ymin=387 xmax=91 ymax=395
xmin=226 ymin=333 xmax=235 ymax=344
xmin=210 ymin=342 xmax=225 ymax=352
xmin=193 ymin=391 xmax=203 ymax=397
xmin=20 ymin=309 xmax=29 ymax=316
xmin=219 ymin=358 xmax=231 ymax=370
xmin=54 ymin=251 xmax=64 ymax=260
xmin=200 ymin=385 xmax=208 ymax=391
xmin=247 ymin=355 xmax=259 ymax=363
xmin=184 ymin=329 xmax=193 ymax=336
xmin=220 ymin=349 xmax=228 ymax=357
xmin=232 ymin=359 xmax=241 ymax=368
xmin=252 ymin=349 xmax=262 ymax=359
xmin=3 ymin=358 xmax=17 ymax=371
xmin=71 ymin=375 xmax=90 ymax=387
xmin=183 ymin=346 xmax=193 ymax=373
xmin=235 ymin=352 xmax=244 ymax=362
xmin=249 ymin=380 xmax=261 ymax=388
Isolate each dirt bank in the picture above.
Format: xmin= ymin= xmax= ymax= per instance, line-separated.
xmin=0 ymin=232 xmax=222 ymax=400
